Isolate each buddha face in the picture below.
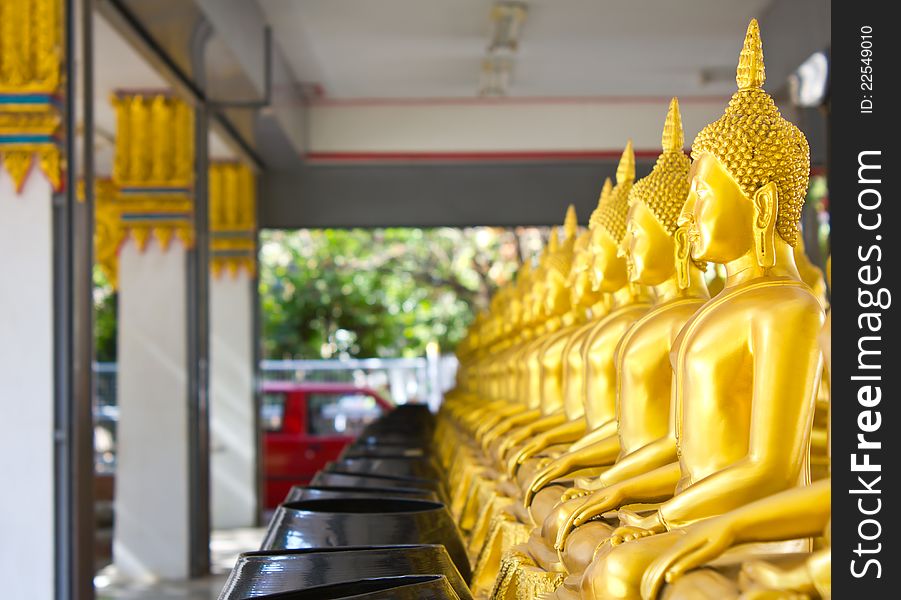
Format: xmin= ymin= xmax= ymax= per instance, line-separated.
xmin=589 ymin=226 xmax=629 ymax=293
xmin=507 ymin=296 xmax=523 ymax=330
xmin=530 ymin=277 xmax=548 ymax=321
xmin=544 ymin=269 xmax=570 ymax=316
xmin=681 ymin=153 xmax=755 ymax=263
xmin=520 ymin=290 xmax=534 ymax=325
xmin=623 ymin=201 xmax=676 ymax=286
xmin=569 ymin=249 xmax=596 ymax=308
xmin=501 ymin=315 xmax=513 ymax=336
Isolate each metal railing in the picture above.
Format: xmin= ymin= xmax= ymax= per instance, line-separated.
xmin=91 ymin=356 xmax=458 ymax=472
xmin=260 ymin=357 xmax=441 ymax=407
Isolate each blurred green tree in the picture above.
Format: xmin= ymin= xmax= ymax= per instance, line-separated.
xmin=92 ymin=227 xmax=548 ymax=361
xmin=259 ymin=227 xmax=545 ymax=359
xmin=94 ymin=266 xmax=118 ymax=362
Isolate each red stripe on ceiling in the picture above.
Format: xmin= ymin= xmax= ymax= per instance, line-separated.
xmin=304 ymin=150 xmax=669 ymax=163
xmin=309 ymin=95 xmax=731 ymax=108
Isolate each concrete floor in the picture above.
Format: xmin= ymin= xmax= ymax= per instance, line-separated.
xmin=96 ymin=528 xmax=265 ymax=599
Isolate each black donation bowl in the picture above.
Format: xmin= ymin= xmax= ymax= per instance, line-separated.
xmin=310 ymin=471 xmax=447 ymax=503
xmin=246 ymin=575 xmax=458 ymax=600
xmin=283 ymin=485 xmax=438 ymax=504
xmin=324 ymin=457 xmax=441 ymax=480
xmin=340 ymin=445 xmax=426 ymax=459
xmin=260 ymin=498 xmax=469 ymax=583
xmin=217 ymin=545 xmax=470 ymax=600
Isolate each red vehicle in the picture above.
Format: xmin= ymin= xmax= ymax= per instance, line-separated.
xmin=262 ymin=381 xmax=394 ymax=508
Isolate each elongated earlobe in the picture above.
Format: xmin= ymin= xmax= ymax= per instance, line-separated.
xmin=674 ymin=227 xmax=691 ymax=290
xmin=753 ymin=182 xmax=778 ymax=269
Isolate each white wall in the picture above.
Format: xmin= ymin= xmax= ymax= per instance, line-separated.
xmin=113 ymin=238 xmax=190 ymax=580
xmin=210 ymin=272 xmax=256 ymax=529
xmin=308 ymin=98 xmax=727 ymax=154
xmin=0 ymin=168 xmax=55 ymax=600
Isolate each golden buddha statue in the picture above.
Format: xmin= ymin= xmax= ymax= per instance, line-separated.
xmin=554 ymin=19 xmax=824 ymax=599
xmin=461 ymin=228 xmax=585 ymax=595
xmin=505 ymin=221 xmax=611 ymax=481
xmin=454 ymin=231 xmax=569 ymax=516
xmin=447 ymin=265 xmax=538 ymax=519
xmin=498 ymin=212 xmax=590 ymax=461
xmin=794 ymin=236 xmax=828 ymax=309
xmin=478 ymin=253 xmax=551 ymax=449
xmin=496 ymin=98 xmax=711 ymax=596
xmin=455 ymin=259 xmax=536 ymax=452
xmin=641 ymin=480 xmax=831 ymax=600
xmin=793 ymin=237 xmax=830 ymax=483
xmin=525 ymin=101 xmax=701 ymax=510
xmin=704 ymin=263 xmax=727 ymax=297
xmin=479 ymin=261 xmax=537 ymax=424
xmin=466 ymin=159 xmax=640 ymax=595
xmin=499 ymin=181 xmax=617 ymax=500
xmin=444 ymin=302 xmax=505 ymax=429
xmin=520 ymin=142 xmax=654 ymax=510
xmin=641 ymin=267 xmax=831 ymax=600
xmin=487 ymin=209 xmax=584 ymax=464
xmin=482 ymin=217 xmax=577 ymax=436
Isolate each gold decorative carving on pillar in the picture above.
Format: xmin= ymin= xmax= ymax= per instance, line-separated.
xmin=110 ymin=93 xmax=194 ymax=251
xmin=93 ymin=178 xmax=125 ymax=288
xmin=210 ymin=161 xmax=256 ymax=277
xmin=0 ymin=0 xmax=64 ymax=192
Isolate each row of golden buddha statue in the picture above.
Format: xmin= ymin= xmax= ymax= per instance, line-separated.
xmin=435 ymin=19 xmax=831 ymax=600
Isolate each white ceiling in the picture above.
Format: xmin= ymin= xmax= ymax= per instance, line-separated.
xmin=258 ymin=0 xmax=776 ymax=99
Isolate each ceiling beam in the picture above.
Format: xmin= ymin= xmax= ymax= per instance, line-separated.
xmin=259 ymin=159 xmax=656 ymax=229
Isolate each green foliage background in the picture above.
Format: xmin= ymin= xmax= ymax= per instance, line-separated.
xmin=94 ymin=268 xmax=117 ymax=362
xmin=260 ymin=227 xmax=544 ymax=359
xmin=93 ymin=227 xmax=546 ymax=361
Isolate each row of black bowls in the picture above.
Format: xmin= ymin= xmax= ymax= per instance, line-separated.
xmin=218 ymin=404 xmax=471 ymax=600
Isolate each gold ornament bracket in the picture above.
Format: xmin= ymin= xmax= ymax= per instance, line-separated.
xmin=111 ymin=93 xmax=195 ymax=250
xmin=0 ymin=0 xmax=65 ymax=193
xmin=86 ymin=93 xmax=199 ymax=287
xmin=210 ymin=161 xmax=256 ymax=278
xmin=89 ymin=179 xmax=194 ymax=289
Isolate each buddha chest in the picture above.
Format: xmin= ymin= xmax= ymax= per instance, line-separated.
xmin=616 ymin=298 xmax=705 ymax=454
xmin=582 ymin=303 xmax=650 ymax=430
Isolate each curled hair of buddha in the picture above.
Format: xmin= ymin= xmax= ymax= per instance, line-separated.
xmin=629 ymin=98 xmax=691 ymax=235
xmin=691 ymin=18 xmax=810 ymax=246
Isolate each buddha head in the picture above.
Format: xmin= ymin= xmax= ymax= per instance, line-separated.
xmin=488 ymin=287 xmax=509 ymax=338
xmin=544 ymin=205 xmax=579 ymax=316
xmin=590 ymin=141 xmax=636 ymax=292
xmin=505 ymin=294 xmax=522 ymax=335
xmin=531 ymin=240 xmax=557 ymax=322
xmin=508 ymin=257 xmax=534 ymax=331
xmin=681 ymin=19 xmax=810 ymax=267
xmin=570 ymin=230 xmax=601 ymax=309
xmin=622 ymin=98 xmax=692 ymax=286
xmin=461 ymin=313 xmax=480 ymax=354
xmin=474 ymin=311 xmax=490 ymax=349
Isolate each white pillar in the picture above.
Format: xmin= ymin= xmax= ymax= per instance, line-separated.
xmin=208 ymin=161 xmax=258 ymax=528
xmin=106 ymin=93 xmax=197 ymax=580
xmin=0 ymin=169 xmax=55 ymax=600
xmin=113 ymin=238 xmax=191 ymax=579
xmin=210 ymin=272 xmax=256 ymax=528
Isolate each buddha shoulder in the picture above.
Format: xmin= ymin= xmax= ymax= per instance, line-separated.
xmin=625 ymin=298 xmax=705 ymax=347
xmin=598 ymin=302 xmax=650 ymax=330
xmin=736 ymin=279 xmax=825 ymax=326
xmin=674 ymin=281 xmax=823 ymax=353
